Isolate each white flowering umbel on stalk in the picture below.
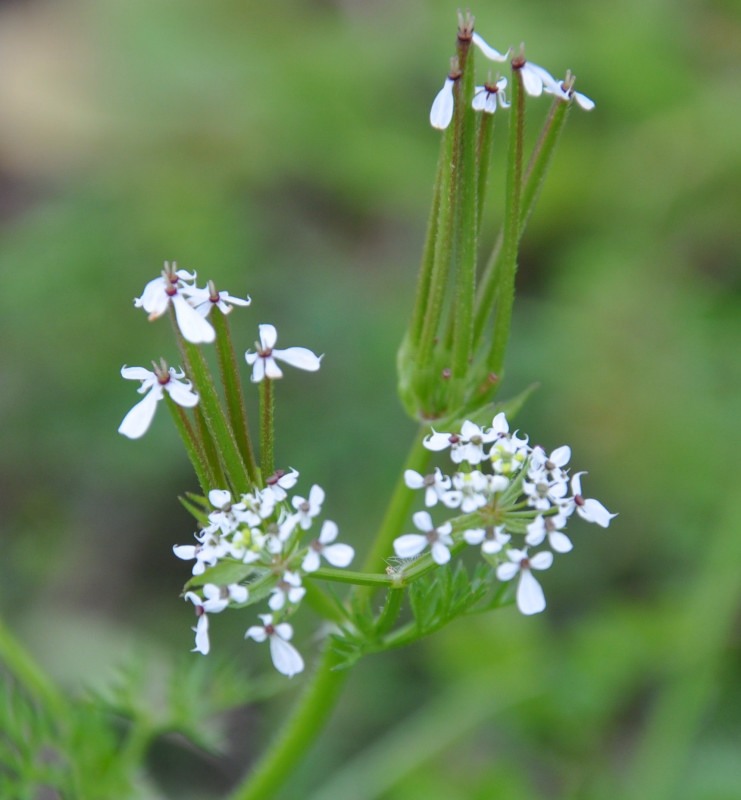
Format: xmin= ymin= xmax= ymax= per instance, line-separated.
xmin=114 ymin=12 xmax=610 ymax=800
xmin=398 ymin=12 xmax=594 ymax=424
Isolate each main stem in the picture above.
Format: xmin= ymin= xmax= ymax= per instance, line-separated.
xmin=229 ymin=429 xmax=431 ymax=800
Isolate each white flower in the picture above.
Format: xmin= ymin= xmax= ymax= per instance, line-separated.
xmin=268 ymin=571 xmax=306 ymax=611
xmin=291 ymin=484 xmax=325 ymax=530
xmin=455 ymin=420 xmax=499 ymax=465
xmin=523 ymin=472 xmax=568 ymax=511
xmin=186 ymin=280 xmax=251 ymax=317
xmin=430 ymin=77 xmax=456 ymax=130
xmin=245 ymin=324 xmax=322 ymax=382
xmin=302 ymin=520 xmax=355 ymax=572
xmin=472 ymin=78 xmax=510 ymax=113
xmin=404 ymin=468 xmax=451 ymax=507
xmin=173 ymin=532 xmax=229 ymax=576
xmin=496 ymin=548 xmax=554 ymax=615
xmin=394 ymin=511 xmax=454 ymax=565
xmin=464 ymin=524 xmax=511 ymax=555
xmin=423 ymin=428 xmax=463 ymax=458
xmin=529 ymin=445 xmax=571 ymax=481
xmin=185 ymin=583 xmax=248 ymax=654
xmin=118 ymin=363 xmax=199 ymax=439
xmin=134 ymin=263 xmax=215 ymax=344
xmin=514 ymin=59 xmax=564 ymax=98
xmin=443 ymin=470 xmax=488 ymax=513
xmin=526 ymin=512 xmax=572 ymax=553
xmin=546 ymin=77 xmax=595 ymax=110
xmin=245 ymin=614 xmax=304 ymax=677
xmin=263 ymin=468 xmax=300 ymax=503
xmin=471 ymin=32 xmax=509 ymax=62
xmin=563 ymin=473 xmax=616 ymax=528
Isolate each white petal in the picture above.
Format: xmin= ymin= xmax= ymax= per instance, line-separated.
xmin=574 ymin=91 xmax=595 ymax=110
xmin=250 ymin=357 xmax=267 ymax=383
xmin=520 ymin=65 xmax=544 ymax=97
xmin=464 ymin=528 xmax=485 ymax=545
xmin=578 ymin=499 xmax=616 ymax=528
xmin=269 ymin=636 xmax=304 ymax=677
xmin=424 ymin=431 xmax=454 ymax=451
xmin=245 ymin=625 xmax=267 ymax=643
xmin=404 ymin=470 xmax=425 ymax=489
xmin=118 ymin=388 xmax=161 ymax=439
xmin=393 ymin=534 xmax=427 ymax=559
xmin=490 ymin=412 xmax=509 ymax=435
xmin=431 ymin=542 xmax=451 ymax=565
xmin=263 ymin=357 xmax=284 ymax=380
xmin=550 ymin=446 xmax=571 ymax=468
xmin=209 ymin=489 xmax=232 ymax=509
xmin=496 ymin=562 xmax=519 ymax=582
xmin=166 ymin=378 xmax=199 ymax=408
xmin=412 ymin=510 xmax=433 ymax=531
xmin=173 ymin=544 xmax=197 ymax=560
xmin=516 ymin=570 xmax=546 ymax=615
xmin=121 ymin=365 xmax=155 ymax=382
xmin=302 ymin=550 xmax=321 ymax=573
xmin=471 ymin=32 xmax=508 ymax=62
xmin=275 ymin=622 xmax=293 ymax=641
xmin=172 ymin=294 xmax=216 ymax=344
xmin=430 ymin=78 xmax=455 ymax=130
xmin=549 ymin=531 xmax=573 ymax=553
xmin=229 ymin=585 xmax=248 ymax=603
xmin=529 ymin=551 xmax=554 ymax=571
xmin=318 ymin=519 xmax=339 ymax=544
xmin=192 ymin=614 xmax=210 ymax=654
xmin=323 ymin=543 xmax=354 ymax=568
xmin=258 ymin=324 xmax=278 ymax=349
xmin=472 ymin=88 xmax=488 ymax=111
xmin=273 ymin=346 xmax=322 ymax=373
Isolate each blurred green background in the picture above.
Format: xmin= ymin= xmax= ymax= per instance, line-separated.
xmin=1 ymin=0 xmax=739 ymax=797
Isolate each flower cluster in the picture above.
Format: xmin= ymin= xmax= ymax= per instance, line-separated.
xmin=174 ymin=475 xmax=354 ymax=676
xmin=429 ymin=25 xmax=594 ymax=130
xmin=395 ymin=413 xmax=615 ymax=615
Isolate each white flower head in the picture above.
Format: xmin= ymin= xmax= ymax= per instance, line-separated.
xmin=547 ymin=71 xmax=595 ymax=110
xmin=302 ymin=520 xmax=355 ymax=572
xmin=456 ymin=420 xmax=499 ymax=465
xmin=563 ymin=472 xmax=617 ymax=528
xmin=245 ymin=614 xmax=304 ymax=678
xmin=263 ymin=468 xmax=300 ymax=503
xmin=245 ymin=324 xmax=322 ymax=382
xmin=186 ymin=279 xmax=251 ymax=317
xmin=118 ymin=361 xmax=199 ymax=439
xmin=268 ymin=571 xmax=306 ymax=612
xmin=523 ymin=472 xmax=568 ymax=511
xmin=496 ymin=548 xmax=554 ymax=615
xmin=404 ymin=468 xmax=451 ymax=507
xmin=291 ymin=484 xmax=325 ymax=530
xmin=134 ymin=262 xmax=215 ymax=344
xmin=511 ymin=50 xmax=563 ymax=99
xmin=444 ymin=470 xmax=488 ymax=513
xmin=394 ymin=510 xmax=454 ymax=566
xmin=472 ymin=77 xmax=510 ymax=113
xmin=184 ymin=583 xmax=247 ymax=654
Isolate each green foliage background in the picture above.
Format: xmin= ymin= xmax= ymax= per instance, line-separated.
xmin=1 ymin=0 xmax=739 ymax=797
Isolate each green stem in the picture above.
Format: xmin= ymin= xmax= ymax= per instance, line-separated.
xmin=229 ymin=430 xmax=432 ymax=800
xmin=486 ymin=65 xmax=524 ymax=379
xmin=309 ymin=567 xmax=395 ymax=588
xmin=473 ymin=95 xmax=570 ymax=345
xmin=475 ymin=110 xmax=496 ymax=233
xmin=178 ymin=335 xmax=252 ymax=493
xmin=212 ymin=310 xmax=260 ymax=485
xmin=166 ymin=398 xmax=213 ymax=493
xmin=193 ymin=404 xmax=228 ymax=489
xmin=259 ymin=378 xmax=275 ymax=480
xmin=229 ymin=645 xmax=349 ymax=800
